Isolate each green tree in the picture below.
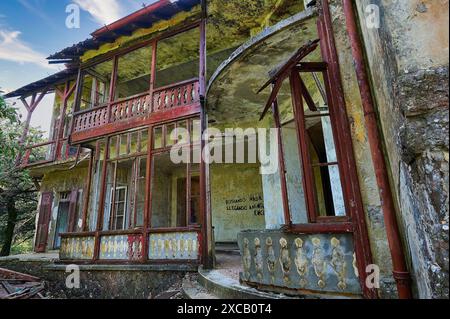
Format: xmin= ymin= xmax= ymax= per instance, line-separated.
xmin=0 ymin=91 xmax=44 ymax=256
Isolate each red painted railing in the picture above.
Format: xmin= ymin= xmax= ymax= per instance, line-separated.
xmin=72 ymin=79 xmax=200 ymax=135
xmin=73 ymin=104 xmax=109 ymax=134
xmin=152 ymin=79 xmax=199 ymax=112
xmin=110 ymin=92 xmax=151 ymax=123
xmin=21 ymin=139 xmax=80 ymax=168
xmin=21 ymin=141 xmax=56 ymax=167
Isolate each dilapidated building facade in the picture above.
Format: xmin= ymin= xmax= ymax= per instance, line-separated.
xmin=3 ymin=0 xmax=448 ymax=299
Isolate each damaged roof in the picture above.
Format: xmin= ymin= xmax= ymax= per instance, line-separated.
xmin=4 ymin=68 xmax=78 ymax=98
xmin=47 ymin=0 xmax=200 ymax=61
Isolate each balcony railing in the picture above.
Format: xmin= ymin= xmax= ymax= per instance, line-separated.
xmin=21 ymin=139 xmax=80 ymax=168
xmin=72 ymin=79 xmax=200 ymax=138
xmin=59 ymin=228 xmax=201 ymax=263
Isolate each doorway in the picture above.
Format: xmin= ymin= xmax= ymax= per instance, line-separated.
xmin=53 ymin=192 xmax=71 ymax=249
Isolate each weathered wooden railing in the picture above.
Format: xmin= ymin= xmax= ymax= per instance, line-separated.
xmin=152 ymin=79 xmax=199 ymax=112
xmin=21 ymin=138 xmax=80 ymax=168
xmin=72 ymin=79 xmax=200 ymax=135
xmin=21 ymin=141 xmax=56 ymax=167
xmin=59 ymin=228 xmax=201 ymax=263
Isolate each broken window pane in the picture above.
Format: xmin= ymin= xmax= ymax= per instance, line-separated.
xmin=74 ymin=189 xmax=84 ymax=232
xmin=177 ymin=120 xmax=189 ymax=144
xmin=103 ymin=162 xmax=116 ymax=231
xmin=111 ymin=159 xmax=134 ymax=230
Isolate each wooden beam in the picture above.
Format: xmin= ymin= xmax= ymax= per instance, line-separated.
xmin=299 ymin=75 xmax=317 ymax=112
xmin=259 ymin=76 xmax=284 ymax=121
xmin=257 ymin=39 xmax=320 ymax=94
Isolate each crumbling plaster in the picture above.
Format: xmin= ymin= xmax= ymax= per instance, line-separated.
xmin=353 ymin=0 xmax=449 ymax=298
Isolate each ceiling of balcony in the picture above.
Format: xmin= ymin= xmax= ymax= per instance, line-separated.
xmin=206 ymin=8 xmax=319 ymax=125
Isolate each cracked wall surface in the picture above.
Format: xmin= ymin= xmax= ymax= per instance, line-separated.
xmin=354 ymin=0 xmax=449 ymax=299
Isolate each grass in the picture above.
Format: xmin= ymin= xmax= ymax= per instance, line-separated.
xmin=10 ymin=239 xmax=33 ymax=255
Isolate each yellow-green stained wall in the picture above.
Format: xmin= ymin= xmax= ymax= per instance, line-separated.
xmin=211 ymin=163 xmax=265 ymax=242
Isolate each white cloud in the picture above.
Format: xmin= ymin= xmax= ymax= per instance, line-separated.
xmin=0 ymin=29 xmax=57 ymax=70
xmin=74 ymin=0 xmax=123 ymax=25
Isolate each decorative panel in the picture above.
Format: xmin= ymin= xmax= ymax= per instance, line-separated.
xmin=99 ymin=234 xmax=143 ymax=260
xmin=60 ymin=236 xmax=95 ymax=260
xmin=237 ymin=230 xmax=361 ymax=295
xmin=148 ymin=232 xmax=199 ymax=260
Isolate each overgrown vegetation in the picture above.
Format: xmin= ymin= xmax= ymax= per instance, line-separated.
xmin=0 ymin=90 xmax=44 ymax=256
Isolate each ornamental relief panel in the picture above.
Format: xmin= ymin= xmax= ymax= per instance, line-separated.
xmin=237 ymin=232 xmax=360 ymax=295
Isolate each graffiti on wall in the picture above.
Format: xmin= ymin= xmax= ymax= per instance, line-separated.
xmin=225 ymin=193 xmax=265 ymax=216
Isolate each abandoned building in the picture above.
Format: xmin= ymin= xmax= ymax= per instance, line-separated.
xmin=1 ymin=0 xmax=448 ymax=299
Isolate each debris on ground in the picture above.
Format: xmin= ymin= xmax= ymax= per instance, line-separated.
xmin=152 ymin=273 xmax=199 ymax=299
xmin=0 ymin=268 xmax=46 ymax=299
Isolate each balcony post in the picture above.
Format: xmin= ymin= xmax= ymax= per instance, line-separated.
xmin=199 ymin=0 xmax=213 ymax=269
xmin=55 ymin=81 xmax=76 ymax=161
xmin=15 ymin=89 xmax=49 ymax=167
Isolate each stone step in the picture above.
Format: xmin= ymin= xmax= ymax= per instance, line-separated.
xmin=196 ymin=267 xmax=300 ymax=299
xmin=181 ymin=274 xmax=220 ymax=299
xmin=215 ymin=243 xmax=241 ymax=256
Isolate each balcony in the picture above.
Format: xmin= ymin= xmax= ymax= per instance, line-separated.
xmin=71 ymin=79 xmax=201 ymax=144
xmin=21 ymin=139 xmax=80 ymax=168
xmin=59 ymin=228 xmax=201 ymax=263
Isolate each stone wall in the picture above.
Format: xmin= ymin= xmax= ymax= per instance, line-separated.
xmin=0 ymin=258 xmax=189 ymax=299
xmin=353 ymin=0 xmax=449 ymax=299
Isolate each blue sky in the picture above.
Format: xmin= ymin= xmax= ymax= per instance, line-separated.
xmin=0 ymin=0 xmax=157 ymax=136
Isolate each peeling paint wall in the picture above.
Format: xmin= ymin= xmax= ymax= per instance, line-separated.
xmin=327 ymin=1 xmax=397 ymax=298
xmin=351 ymin=0 xmax=449 ymax=298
